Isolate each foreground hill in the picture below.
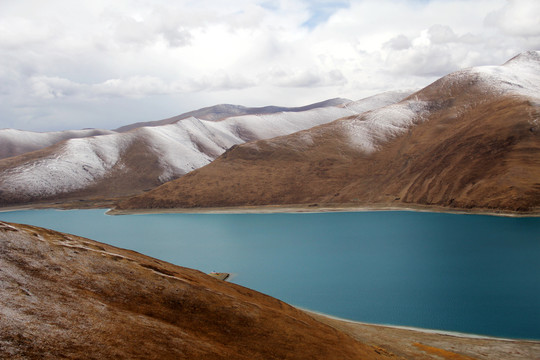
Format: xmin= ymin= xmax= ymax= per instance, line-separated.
xmin=117 ymin=51 xmax=540 ymax=213
xmin=0 ymin=220 xmax=383 ymax=359
xmin=0 ymin=92 xmax=408 ymax=206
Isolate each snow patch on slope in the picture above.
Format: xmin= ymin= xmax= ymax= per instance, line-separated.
xmin=340 ymin=100 xmax=429 ymax=153
xmin=139 ymin=117 xmax=242 ymax=182
xmin=0 ymin=134 xmax=130 ymax=197
xmin=214 ymin=91 xmax=411 ymax=143
xmin=344 ymin=91 xmax=413 ymax=114
xmin=218 ymin=107 xmax=355 ymax=141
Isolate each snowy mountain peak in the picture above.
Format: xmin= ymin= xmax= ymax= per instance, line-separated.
xmin=503 ymin=50 xmax=540 ymax=66
xmin=471 ymin=51 xmax=540 ymax=100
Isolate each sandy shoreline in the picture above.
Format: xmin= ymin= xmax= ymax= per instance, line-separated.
xmin=105 ymin=203 xmax=540 ymax=217
xmin=300 ymin=308 xmax=535 ymax=341
xmin=303 ymin=309 xmax=540 ymax=359
xmin=1 ymin=199 xmax=539 ymax=217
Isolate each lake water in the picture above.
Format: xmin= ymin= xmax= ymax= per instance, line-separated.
xmin=1 ymin=209 xmax=539 ymax=339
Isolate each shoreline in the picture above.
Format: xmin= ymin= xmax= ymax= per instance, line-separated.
xmin=105 ymin=203 xmax=540 ymax=218
xmin=300 ymin=308 xmax=539 ymax=342
xmin=1 ymin=199 xmax=539 ymax=217
xmin=302 ymin=309 xmax=540 ymax=360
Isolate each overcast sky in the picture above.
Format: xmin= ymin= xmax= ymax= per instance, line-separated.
xmin=1 ymin=0 xmax=539 ymax=131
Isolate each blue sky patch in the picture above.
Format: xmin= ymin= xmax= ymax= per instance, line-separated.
xmin=302 ymin=0 xmax=350 ymax=29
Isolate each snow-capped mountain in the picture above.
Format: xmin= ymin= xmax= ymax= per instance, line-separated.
xmin=114 ymin=98 xmax=352 ymax=132
xmin=117 ymin=51 xmax=540 ymax=213
xmin=0 ymin=128 xmax=116 ymax=160
xmin=0 ymin=91 xmax=410 ymax=205
xmin=0 ymin=98 xmax=354 ymax=161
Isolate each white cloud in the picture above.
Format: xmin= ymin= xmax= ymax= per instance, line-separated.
xmin=485 ymin=0 xmax=540 ymax=37
xmin=29 ymin=76 xmax=187 ymax=100
xmin=264 ymin=67 xmax=346 ymax=87
xmin=384 ymin=35 xmax=412 ymax=51
xmin=0 ymin=0 xmax=538 ymax=131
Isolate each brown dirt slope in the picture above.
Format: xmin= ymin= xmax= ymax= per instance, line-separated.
xmin=0 ymin=220 xmax=387 ymax=360
xmin=117 ymin=58 xmax=540 ymax=213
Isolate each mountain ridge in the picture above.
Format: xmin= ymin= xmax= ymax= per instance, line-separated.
xmin=0 ymin=128 xmax=116 ymax=160
xmin=116 ymin=51 xmax=540 ymax=213
xmin=0 ymin=92 xmax=410 ymax=206
xmin=114 ymin=98 xmax=352 ymax=132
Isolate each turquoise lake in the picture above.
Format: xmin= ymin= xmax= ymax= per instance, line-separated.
xmin=1 ymin=209 xmax=539 ymax=339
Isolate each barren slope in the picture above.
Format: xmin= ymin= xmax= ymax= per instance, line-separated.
xmin=0 ymin=220 xmax=387 ymax=360
xmin=117 ymin=51 xmax=540 ymax=213
xmin=0 ymin=92 xmax=409 ymax=207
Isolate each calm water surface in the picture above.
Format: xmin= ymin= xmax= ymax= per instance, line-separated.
xmin=1 ymin=209 xmax=539 ymax=339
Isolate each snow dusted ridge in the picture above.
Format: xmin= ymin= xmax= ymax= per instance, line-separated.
xmin=1 ymin=135 xmax=130 ymax=197
xmin=338 ymin=51 xmax=540 ymax=153
xmin=139 ymin=117 xmax=242 ymax=182
xmin=0 ymin=128 xmax=115 ymax=160
xmin=339 ymin=100 xmax=428 ymax=153
xmin=0 ymin=92 xmax=411 ymax=199
xmin=472 ymin=50 xmax=540 ymax=100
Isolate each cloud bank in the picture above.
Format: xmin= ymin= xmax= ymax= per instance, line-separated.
xmin=0 ymin=0 xmax=538 ymax=130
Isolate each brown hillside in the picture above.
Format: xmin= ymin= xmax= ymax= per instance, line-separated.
xmin=0 ymin=220 xmax=388 ymax=360
xmin=117 ymin=60 xmax=540 ymax=213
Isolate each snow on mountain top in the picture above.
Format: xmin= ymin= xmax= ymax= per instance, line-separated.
xmin=0 ymin=128 xmax=115 ymax=159
xmin=115 ymin=98 xmax=352 ymax=132
xmin=0 ymin=133 xmax=131 ymax=198
xmin=503 ymin=50 xmax=540 ymax=66
xmin=213 ymin=91 xmax=413 ymax=142
xmin=471 ymin=51 xmax=540 ymax=100
xmin=338 ymin=51 xmax=540 ymax=154
xmin=343 ymin=91 xmax=412 ymax=114
xmin=139 ymin=117 xmax=241 ymax=182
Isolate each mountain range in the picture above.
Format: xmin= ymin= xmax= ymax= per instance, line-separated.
xmin=0 ymin=92 xmax=409 ymax=206
xmin=117 ymin=51 xmax=540 ymax=214
xmin=1 ymin=52 xmax=539 ymax=214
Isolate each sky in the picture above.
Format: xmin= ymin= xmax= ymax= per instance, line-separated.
xmin=1 ymin=0 xmax=539 ymax=131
